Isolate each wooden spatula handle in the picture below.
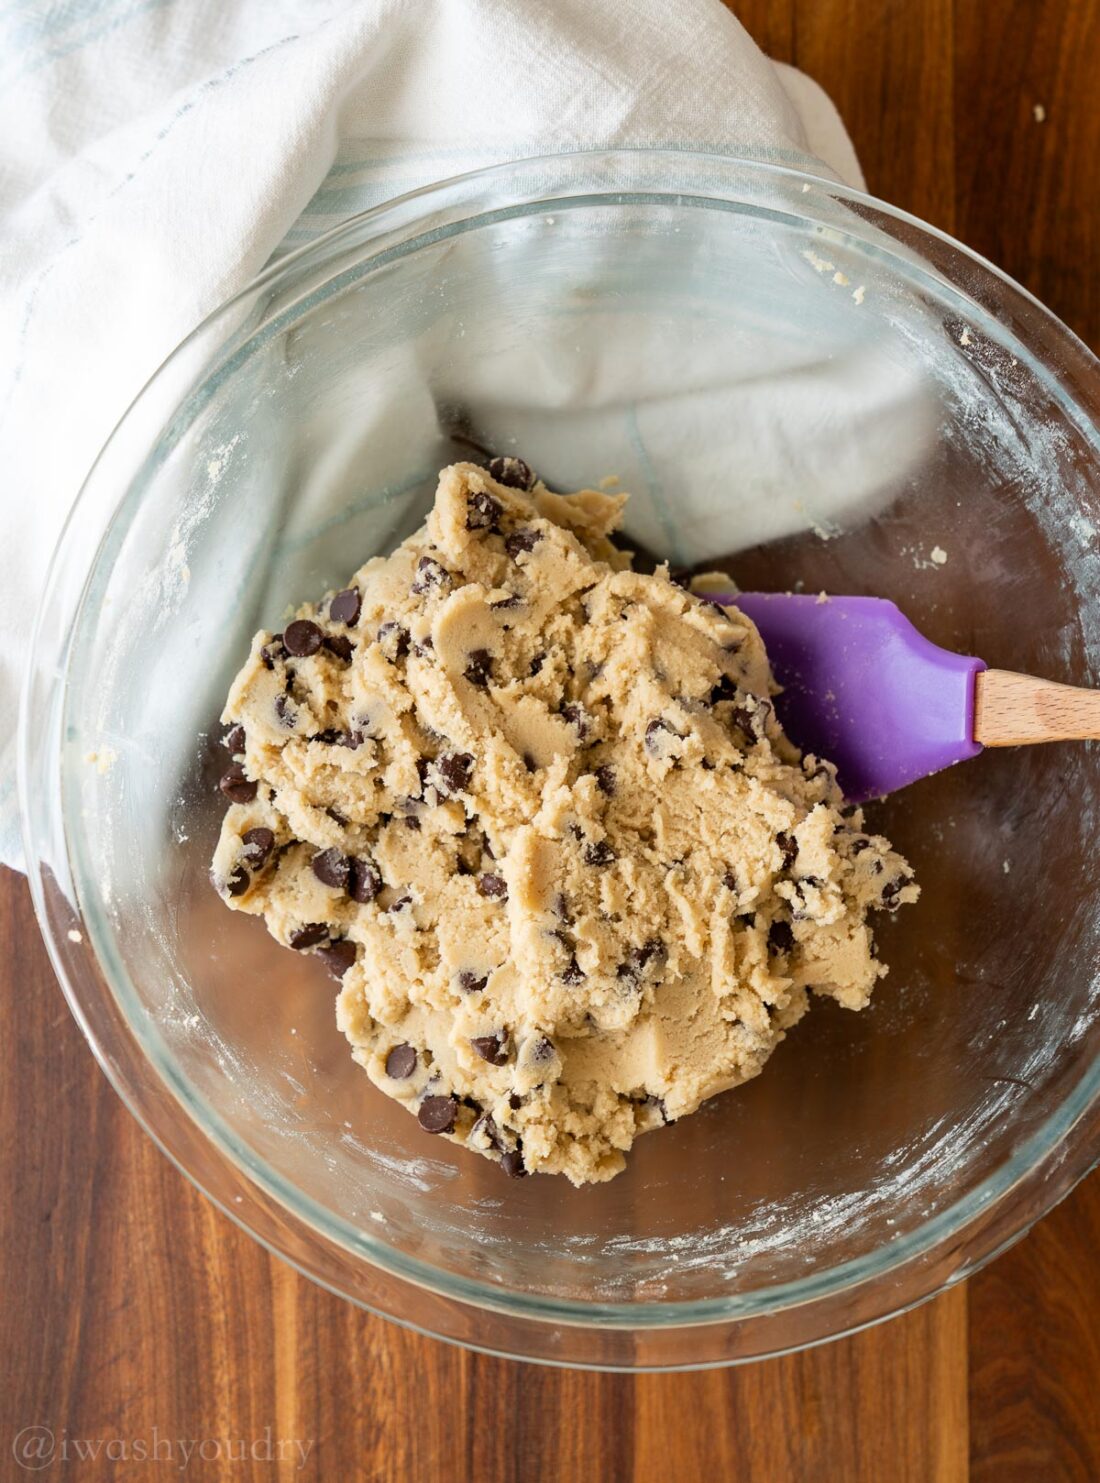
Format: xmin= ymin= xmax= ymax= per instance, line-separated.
xmin=974 ymin=668 xmax=1100 ymax=746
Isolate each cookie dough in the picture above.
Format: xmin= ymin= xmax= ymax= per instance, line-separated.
xmin=212 ymin=459 xmax=918 ymax=1185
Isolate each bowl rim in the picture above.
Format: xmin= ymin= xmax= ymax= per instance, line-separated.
xmin=19 ymin=146 xmax=1100 ymax=1364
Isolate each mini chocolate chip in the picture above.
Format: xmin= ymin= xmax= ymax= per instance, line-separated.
xmin=458 ymin=970 xmax=489 ymax=994
xmin=568 ymin=824 xmax=583 ymax=841
xmin=722 ymin=870 xmax=738 ymax=892
xmin=500 ymin=1149 xmax=527 ymax=1178
xmin=508 ymin=1093 xmax=525 ymax=1110
xmin=505 ymin=527 xmax=542 ymax=559
xmin=323 ymin=634 xmax=355 ymax=663
xmin=225 ymin=865 xmax=249 ymax=897
xmin=594 ymin=765 xmax=615 ymax=796
xmin=478 ymin=873 xmax=508 ymax=900
xmin=560 ymin=956 xmax=585 ymax=985
xmin=405 ymin=817 xmax=421 ymax=832
xmin=776 ymin=831 xmax=798 ymax=870
xmin=377 ymin=622 xmax=410 ymax=661
xmin=319 ymin=939 xmax=357 ymax=978
xmin=418 ymin=1094 xmax=457 ymax=1133
xmin=386 ymin=1043 xmax=418 ymax=1079
xmin=617 ymin=939 xmax=665 ymax=981
xmin=349 ymin=858 xmax=382 ymax=904
xmin=529 ymin=652 xmax=545 ymax=676
xmin=490 ymin=593 xmax=522 ymax=610
xmin=312 ymin=848 xmax=350 ymax=890
xmin=881 ymin=873 xmax=914 ymax=909
xmin=241 ymin=827 xmax=275 ymax=868
xmin=560 ymin=702 xmax=590 ymax=740
xmin=412 ymin=635 xmax=434 ymax=658
xmin=851 ymin=838 xmax=871 ymax=854
xmin=472 ymin=1112 xmax=505 ymax=1151
xmin=466 ymin=490 xmax=503 ymax=530
xmin=488 ymin=455 xmax=535 ymax=490
xmin=219 ymin=764 xmax=258 ymax=803
xmin=709 ymin=673 xmax=737 ymax=705
xmin=411 ymin=556 xmax=450 ymax=595
xmin=260 ymin=635 xmax=285 ymax=669
xmin=385 ymin=893 xmax=412 ymax=913
xmin=284 ymin=619 xmax=323 ymax=657
xmin=289 ymin=922 xmax=329 ymax=950
xmin=471 ymin=1032 xmax=510 ymax=1066
xmin=584 ymin=840 xmax=616 ymax=867
xmin=326 ymin=806 xmax=348 ymax=826
xmin=464 ymin=649 xmax=493 ymax=688
xmin=329 ymin=587 xmax=361 ymax=626
xmin=222 ymin=723 xmax=246 ymax=754
xmin=274 ymin=693 xmax=297 ymax=728
xmin=768 ymin=919 xmax=795 ymax=956
xmin=436 ymin=752 xmax=474 ymax=794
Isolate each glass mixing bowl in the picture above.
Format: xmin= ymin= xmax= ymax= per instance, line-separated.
xmin=20 ymin=152 xmax=1100 ymax=1369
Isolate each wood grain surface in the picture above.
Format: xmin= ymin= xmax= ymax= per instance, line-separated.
xmin=3 ymin=2 xmax=1099 ymax=1479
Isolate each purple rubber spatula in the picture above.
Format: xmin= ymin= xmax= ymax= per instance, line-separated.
xmin=710 ymin=591 xmax=1100 ymax=802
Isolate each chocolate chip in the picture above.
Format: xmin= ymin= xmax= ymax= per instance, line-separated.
xmin=488 ymin=455 xmax=535 ymax=490
xmin=349 ymin=858 xmax=382 ymax=903
xmin=500 ymin=1149 xmax=527 ymax=1178
xmin=617 ymin=939 xmax=665 ymax=982
xmin=471 ymin=1032 xmax=510 ymax=1066
xmin=260 ymin=636 xmax=286 ymax=669
xmin=436 ymin=752 xmax=474 ymax=795
xmin=472 ymin=1112 xmax=505 ymax=1151
xmin=289 ymin=922 xmax=329 ymax=950
xmin=728 ymin=705 xmax=755 ymax=739
xmin=241 ymin=827 xmax=275 ymax=868
xmin=478 ymin=873 xmax=508 ymax=900
xmin=466 ymin=490 xmax=503 ymax=530
xmin=529 ymin=1035 xmax=556 ymax=1064
xmin=709 ymin=673 xmax=737 ymax=705
xmin=219 ymin=764 xmax=258 ymax=803
xmin=405 ymin=817 xmax=421 ymax=831
xmin=594 ymin=765 xmax=615 ymax=796
xmin=722 ymin=870 xmax=738 ymax=892
xmin=584 ymin=840 xmax=616 ymax=867
xmin=329 ymin=587 xmax=362 ymax=626
xmin=508 ymin=1093 xmax=525 ymax=1111
xmin=505 ymin=527 xmax=542 ymax=559
xmin=412 ymin=635 xmax=434 ymax=658
xmin=326 ymin=806 xmax=348 ymax=826
xmin=411 ymin=556 xmax=450 ymax=595
xmin=776 ymin=831 xmax=798 ymax=871
xmin=529 ymin=652 xmax=545 ymax=676
xmin=464 ymin=649 xmax=493 ymax=688
xmin=312 ymin=848 xmax=350 ymax=890
xmin=222 ymin=724 xmax=246 ymax=755
xmin=391 ymin=1044 xmax=421 ymax=1079
xmin=377 ymin=622 xmax=410 ymax=661
xmin=284 ymin=619 xmax=323 ymax=657
xmin=386 ymin=893 xmax=412 ymax=913
xmin=225 ymin=865 xmax=249 ymax=897
xmin=319 ymin=939 xmax=357 ymax=978
xmin=560 ymin=702 xmax=591 ymax=740
xmin=490 ymin=593 xmax=522 ymax=610
xmin=560 ymin=956 xmax=585 ymax=985
xmin=274 ymin=693 xmax=297 ymax=728
xmin=458 ymin=970 xmax=488 ymax=994
xmin=851 ymin=838 xmax=871 ymax=854
xmin=644 ymin=717 xmax=676 ymax=754
xmin=418 ymin=1095 xmax=457 ymax=1133
xmin=881 ymin=873 xmax=914 ymax=909
xmin=767 ymin=919 xmax=794 ymax=956
xmin=323 ymin=634 xmax=355 ymax=663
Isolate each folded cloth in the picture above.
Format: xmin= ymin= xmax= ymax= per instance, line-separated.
xmin=0 ymin=0 xmax=862 ymax=869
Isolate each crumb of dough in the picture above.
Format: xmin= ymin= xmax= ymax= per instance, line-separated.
xmin=930 ymin=546 xmax=948 ymax=565
xmin=211 ymin=463 xmax=918 ymax=1185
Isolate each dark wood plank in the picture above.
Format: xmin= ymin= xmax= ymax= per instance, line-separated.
xmin=955 ymin=0 xmax=1100 ymax=351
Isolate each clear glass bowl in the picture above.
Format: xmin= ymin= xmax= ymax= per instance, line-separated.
xmin=20 ymin=152 xmax=1100 ymax=1370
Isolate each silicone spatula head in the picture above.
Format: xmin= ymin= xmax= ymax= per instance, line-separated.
xmin=722 ymin=593 xmax=986 ymax=802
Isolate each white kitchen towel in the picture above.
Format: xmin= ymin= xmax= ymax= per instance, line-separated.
xmin=0 ymin=0 xmax=863 ymax=869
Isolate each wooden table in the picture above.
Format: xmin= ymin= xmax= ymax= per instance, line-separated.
xmin=3 ymin=3 xmax=1098 ymax=1478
